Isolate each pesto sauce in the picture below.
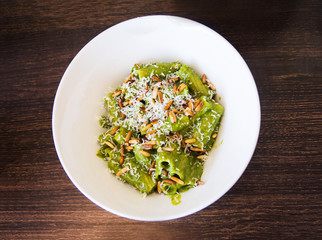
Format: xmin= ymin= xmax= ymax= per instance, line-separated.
xmin=170 ymin=193 xmax=181 ymax=205
xmin=97 ymin=62 xmax=224 ymax=205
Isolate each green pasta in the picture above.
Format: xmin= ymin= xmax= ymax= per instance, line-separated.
xmin=155 ymin=146 xmax=203 ymax=187
xmin=177 ymin=64 xmax=213 ymax=98
xmin=113 ymin=127 xmax=128 ymax=145
xmin=105 ymin=93 xmax=121 ymax=122
xmin=187 ymin=105 xmax=224 ymax=149
xmin=97 ymin=62 xmax=224 ymax=204
xmin=134 ymin=62 xmax=182 ymax=79
xmin=108 ymin=152 xmax=156 ymax=194
xmin=133 ymin=144 xmax=155 ymax=171
xmin=165 ymin=114 xmax=191 ymax=132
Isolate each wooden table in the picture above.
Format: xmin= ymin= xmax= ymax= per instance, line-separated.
xmin=1 ymin=0 xmax=321 ymax=239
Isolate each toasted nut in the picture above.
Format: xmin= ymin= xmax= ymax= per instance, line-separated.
xmin=168 ymin=77 xmax=179 ymax=82
xmin=162 ymin=147 xmax=175 ymax=151
xmin=173 ymin=132 xmax=180 ymax=138
xmin=197 ymin=155 xmax=207 ymax=160
xmin=202 ymin=74 xmax=207 ymax=84
xmin=195 ymin=101 xmax=204 ymax=112
xmin=151 ymin=99 xmax=155 ymax=104
xmin=163 ymin=179 xmax=176 ymax=185
xmin=152 ymin=87 xmax=158 ymax=99
xmin=169 ymin=111 xmax=176 ymax=123
xmin=164 ymin=100 xmax=173 ymax=111
xmin=138 ymin=150 xmax=151 ymax=157
xmin=171 ymin=176 xmax=184 ymax=185
xmin=158 ymin=91 xmax=164 ymax=103
xmin=151 ymin=120 xmax=158 ymax=125
xmin=162 ymin=169 xmax=168 ymax=176
xmin=121 ymin=113 xmax=126 ymax=119
xmin=144 ymin=141 xmax=157 ymax=145
xmin=125 ymin=131 xmax=132 ymax=143
xmin=186 ymin=109 xmax=195 ymax=117
xmin=140 ymin=107 xmax=146 ymax=112
xmin=190 ymin=147 xmax=206 ymax=152
xmin=157 ymin=146 xmax=162 ymax=152
xmin=112 ymin=90 xmax=122 ymax=97
xmin=157 ymin=181 xmax=162 ymax=194
xmin=105 ymin=141 xmax=115 ymax=149
xmin=145 ymin=83 xmax=149 ymax=91
xmin=181 ymin=139 xmax=187 ymax=148
xmin=172 ymin=108 xmax=182 ymax=114
xmin=117 ymin=98 xmax=123 ymax=108
xmin=125 ymin=146 xmax=134 ymax=151
xmin=188 ymin=101 xmax=193 ymax=110
xmin=134 ymin=63 xmax=142 ymax=66
xmin=173 ymin=84 xmax=177 ymax=94
xmin=142 ymin=123 xmax=152 ymax=132
xmin=137 ymin=96 xmax=143 ymax=102
xmin=123 ymin=101 xmax=129 ymax=106
xmin=211 ymin=99 xmax=216 ymax=103
xmin=120 ymin=145 xmax=124 ymax=156
xmin=116 ymin=165 xmax=130 ymax=176
xmin=152 ymin=76 xmax=162 ymax=82
xmin=124 ymin=74 xmax=133 ymax=83
xmin=207 ymin=81 xmax=216 ymax=91
xmin=110 ymin=126 xmax=120 ymax=135
xmin=212 ymin=133 xmax=217 ymax=138
xmin=194 ymin=99 xmax=201 ymax=109
xmin=197 ymin=180 xmax=205 ymax=185
xmin=148 ymin=161 xmax=156 ymax=175
xmin=146 ymin=129 xmax=157 ymax=136
xmin=167 ymin=136 xmax=175 ymax=140
xmin=119 ymin=155 xmax=124 ymax=165
xmin=185 ymin=138 xmax=196 ymax=144
xmin=177 ymin=83 xmax=186 ymax=94
xmin=129 ymin=97 xmax=134 ymax=105
xmin=129 ymin=138 xmax=139 ymax=144
xmin=142 ymin=144 xmax=153 ymax=150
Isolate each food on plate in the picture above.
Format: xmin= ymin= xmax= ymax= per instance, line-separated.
xmin=97 ymin=62 xmax=224 ymax=204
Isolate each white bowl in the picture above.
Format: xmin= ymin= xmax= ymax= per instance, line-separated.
xmin=52 ymin=15 xmax=260 ymax=221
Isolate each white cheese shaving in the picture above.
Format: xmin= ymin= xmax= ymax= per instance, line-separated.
xmin=110 ymin=70 xmax=194 ymax=136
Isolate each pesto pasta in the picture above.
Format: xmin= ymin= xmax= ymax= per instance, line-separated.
xmin=97 ymin=62 xmax=224 ymax=205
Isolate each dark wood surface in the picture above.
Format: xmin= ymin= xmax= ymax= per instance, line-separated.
xmin=1 ymin=0 xmax=321 ymax=239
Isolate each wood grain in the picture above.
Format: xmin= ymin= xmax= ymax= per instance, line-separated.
xmin=1 ymin=0 xmax=321 ymax=239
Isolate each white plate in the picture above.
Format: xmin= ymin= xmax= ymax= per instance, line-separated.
xmin=52 ymin=15 xmax=260 ymax=221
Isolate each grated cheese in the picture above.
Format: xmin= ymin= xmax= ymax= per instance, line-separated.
xmin=108 ymin=68 xmax=194 ymax=136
